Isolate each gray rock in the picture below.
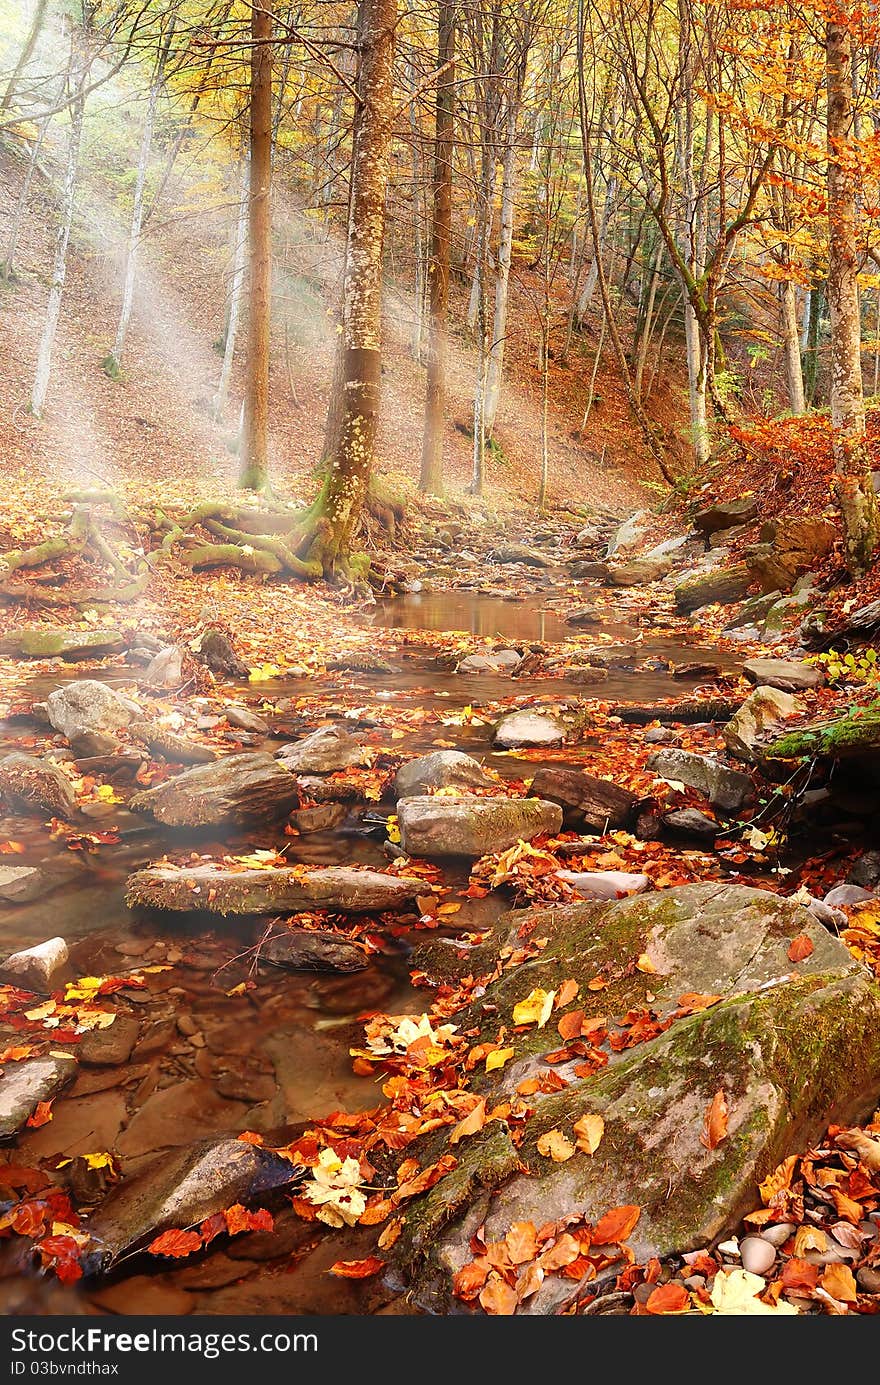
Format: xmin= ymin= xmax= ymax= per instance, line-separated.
xmin=275 ymin=724 xmax=366 ymax=774
xmin=396 ymin=795 xmax=562 ymax=859
xmin=46 ymin=680 xmax=136 ymax=750
xmin=0 ymin=752 xmax=77 ymax=817
xmin=127 ymin=863 xmax=421 ymax=914
xmin=662 ymin=807 xmax=720 ymax=838
xmin=565 ymin=606 xmax=601 ymax=626
xmin=491 ymin=544 xmax=553 ymax=568
xmin=493 ymin=711 xmax=566 ymax=749
xmin=0 ymin=937 xmax=68 ymax=992
xmin=456 ymin=649 xmax=521 ymax=675
xmin=223 ymin=705 xmax=269 ymax=735
xmin=607 ymin=510 xmax=649 ymax=557
xmin=694 ymin=496 xmax=759 ymax=535
xmin=647 ymin=747 xmax=754 ymax=813
xmin=260 ymin=930 xmax=367 ymax=973
xmin=556 ymin=870 xmax=650 ymax=899
xmin=848 ymin=850 xmax=880 ymax=889
xmin=141 ymin=646 xmax=183 ymax=689
xmin=723 ymin=686 xmax=797 ymax=762
xmin=674 ymin=564 xmax=752 ymax=614
xmin=288 ymin=802 xmax=348 ymax=834
xmin=824 ymin=884 xmax=875 ymax=908
xmin=742 ymin=657 xmax=824 ymax=692
xmin=0 ymin=1056 xmax=77 ymax=1139
xmin=0 ymin=865 xmax=49 ymax=904
xmin=528 ymin=766 xmax=637 ymax=830
xmin=0 ymin=629 xmax=126 ymax=659
xmin=130 ymin=752 xmax=299 ymax=827
xmin=395 ymin=750 xmax=495 ymax=800
xmin=79 ymin=1016 xmax=140 ymax=1067
xmin=644 ymin=727 xmax=678 ymax=745
xmin=740 ymin=1236 xmax=777 ymax=1277
xmin=607 ymin=555 xmax=672 ymax=586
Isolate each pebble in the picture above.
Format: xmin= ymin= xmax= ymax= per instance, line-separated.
xmin=857 ymin=1266 xmax=880 ymax=1293
xmin=759 ymin=1222 xmax=795 ymax=1247
xmin=739 ymin=1236 xmax=777 ymax=1276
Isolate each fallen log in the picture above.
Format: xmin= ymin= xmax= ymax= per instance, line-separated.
xmin=608 ymin=697 xmax=744 ymax=724
xmin=126 ymin=863 xmax=422 ymax=914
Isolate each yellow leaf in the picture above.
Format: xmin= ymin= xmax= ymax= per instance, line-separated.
xmin=573 ymin=1113 xmax=605 ymax=1155
xmin=485 ymin=1047 xmax=514 ymax=1072
xmin=512 ymin=988 xmax=556 ymax=1028
xmin=710 ymin=1269 xmax=798 ymax=1315
xmin=636 ymin=952 xmax=658 ymax=974
xmin=536 ymin=1129 xmax=575 ymax=1162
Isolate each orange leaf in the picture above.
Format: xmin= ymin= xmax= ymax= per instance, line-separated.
xmin=646 ymin=1282 xmax=690 ymax=1314
xmin=479 ymin=1273 xmax=518 ymax=1315
xmin=573 ymin=1113 xmax=605 ymax=1155
xmin=556 ymin=979 xmax=579 ymax=1008
xmin=536 ymin=1128 xmax=575 ymax=1162
xmin=788 ymin=934 xmax=814 ymax=963
xmin=505 ymin=1221 xmax=538 ymax=1265
xmin=449 ymin=1097 xmax=487 ymax=1146
xmin=147 ymin=1229 xmax=203 ymax=1259
xmin=592 ymin=1204 xmax=641 ymax=1244
xmin=538 ymin=1232 xmax=581 ymax=1271
xmin=224 ymin=1204 xmax=273 ymax=1237
xmin=26 ymin=1101 xmax=53 ymax=1129
xmin=820 ymin=1262 xmax=858 ymax=1303
xmin=453 ymin=1257 xmax=490 ymax=1301
xmin=700 ymin=1089 xmax=729 ymax=1150
xmin=329 ymin=1256 xmax=385 ymax=1279
xmin=557 ymin=1009 xmax=585 ymax=1040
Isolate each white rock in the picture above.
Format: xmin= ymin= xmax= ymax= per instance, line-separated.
xmin=740 ymin=1235 xmax=777 ymax=1276
xmin=556 ymin=870 xmax=650 ymax=899
xmin=0 ymin=937 xmax=68 ymax=992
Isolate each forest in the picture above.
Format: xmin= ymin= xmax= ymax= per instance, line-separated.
xmin=2 ymin=0 xmax=880 ymax=1324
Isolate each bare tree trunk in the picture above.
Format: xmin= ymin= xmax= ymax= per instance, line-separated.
xmin=826 ymin=18 xmax=879 ymax=572
xmin=214 ymin=150 xmax=249 ymax=418
xmin=780 ymin=275 xmax=805 ymax=415
xmin=107 ymin=78 xmax=159 ymax=374
xmin=318 ymin=0 xmax=396 ymax=565
xmin=31 ymin=35 xmax=86 ymax=417
xmin=1 ymin=0 xmax=49 ymax=113
xmin=2 ymin=114 xmax=49 ymax=280
xmin=633 ymin=236 xmax=662 ymax=403
xmin=420 ymin=0 xmax=456 ymax=495
xmin=240 ymin=1 xmax=274 ymax=491
xmin=484 ymin=94 xmax=519 ymax=433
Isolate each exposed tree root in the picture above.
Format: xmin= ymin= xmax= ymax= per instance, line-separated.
xmin=0 ymin=503 xmax=148 ymax=607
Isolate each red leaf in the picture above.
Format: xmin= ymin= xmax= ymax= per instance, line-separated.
xmin=591 ymin=1204 xmax=641 ymax=1244
xmin=645 ymin=1282 xmax=690 ymax=1314
xmin=224 ymin=1204 xmax=274 ymax=1237
xmin=329 ymin=1256 xmax=385 ymax=1279
xmin=147 ymin=1229 xmax=203 ymax=1259
xmin=26 ymin=1100 xmax=53 ymax=1129
xmin=788 ymin=934 xmax=814 ymax=963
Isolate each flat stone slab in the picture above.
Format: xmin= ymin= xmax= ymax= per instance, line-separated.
xmin=395 ymin=751 xmax=496 ymax=799
xmin=130 ymin=753 xmax=299 ymax=827
xmin=528 ymin=767 xmax=637 ymax=830
xmin=0 ymin=753 xmax=77 ymax=817
xmin=126 ymin=863 xmax=421 ymax=914
xmin=260 ymin=929 xmax=368 ymax=973
xmin=275 ymin=724 xmax=366 ymax=774
xmin=397 ymin=795 xmax=562 ymax=860
xmin=0 ymin=1056 xmax=77 ymax=1140
xmin=493 ymin=712 xmax=566 ymax=749
xmin=742 ymin=658 xmax=824 ymax=692
xmin=0 ymin=629 xmax=126 ymax=659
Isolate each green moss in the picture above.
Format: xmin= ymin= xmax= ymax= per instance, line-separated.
xmin=765 ymin=704 xmax=880 ymax=760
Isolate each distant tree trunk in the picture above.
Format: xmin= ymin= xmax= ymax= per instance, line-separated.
xmin=780 ymin=275 xmax=805 ymax=415
xmin=803 ymin=279 xmax=822 ymax=404
xmin=1 ymin=0 xmax=49 ymax=113
xmin=484 ymin=92 xmax=520 ymax=434
xmin=214 ymin=150 xmax=249 ymax=418
xmin=2 ymin=114 xmax=49 ymax=280
xmin=106 ymin=78 xmax=159 ymax=374
xmin=633 ymin=236 xmax=662 ymax=404
xmin=240 ymin=1 xmax=273 ymax=491
xmin=826 ymin=18 xmax=879 ymax=572
xmin=316 ymin=0 xmax=396 ymax=567
xmin=420 ymin=0 xmax=456 ymax=496
xmin=31 ymin=35 xmax=86 ymax=417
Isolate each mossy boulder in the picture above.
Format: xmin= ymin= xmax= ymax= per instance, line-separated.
xmin=0 ymin=628 xmax=126 ymax=659
xmin=396 ymin=795 xmax=562 ymax=859
xmin=764 ymin=705 xmax=880 ymax=762
xmin=130 ymin=752 xmax=299 ymax=827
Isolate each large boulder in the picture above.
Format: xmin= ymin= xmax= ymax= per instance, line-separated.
xmin=396 ymin=795 xmax=562 ymax=859
xmin=694 ymin=496 xmax=758 ymax=536
xmin=749 ymin=517 xmax=835 ymax=593
xmin=674 ymin=563 xmax=752 ymax=614
xmin=46 ymin=679 xmax=136 ymax=752
xmin=130 ymin=753 xmax=299 ymax=827
xmin=528 ymin=767 xmax=637 ymax=830
xmin=126 ymin=863 xmax=421 ymax=915
xmin=647 ymin=747 xmax=753 ymax=813
xmin=275 ymin=724 xmax=366 ymax=774
xmin=395 ymin=883 xmax=880 ymax=1313
xmin=395 ymin=750 xmax=496 ymax=799
xmin=723 ymin=686 xmax=796 ymax=762
xmin=493 ymin=711 xmax=566 ymax=749
xmin=0 ymin=753 xmax=76 ymax=817
xmin=742 ymin=657 xmax=823 ymax=692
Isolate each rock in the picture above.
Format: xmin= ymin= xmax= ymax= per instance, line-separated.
xmin=90 ymin=1276 xmax=194 ymax=1315
xmin=694 ymin=496 xmax=759 ymax=535
xmin=126 ymin=863 xmax=421 ymax=914
xmin=570 ymin=561 xmax=610 ymax=580
xmin=78 ymin=1016 xmax=140 ymax=1067
xmin=742 ymin=658 xmax=823 ymax=692
xmin=223 ymin=705 xmax=269 ymax=735
xmin=765 ymin=707 xmax=880 ymax=760
xmin=858 ymin=1266 xmax=880 ymax=1293
xmin=662 ymin=808 xmax=720 ymax=838
xmin=606 ymin=555 xmax=672 ymax=586
xmin=130 ymin=753 xmax=299 ymax=827
xmin=644 ymin=727 xmax=677 ymax=745
xmin=142 ymin=646 xmax=183 ymax=689
xmin=528 ymin=767 xmax=637 ymax=830
xmin=565 ymin=606 xmax=601 ymax=626
xmin=397 ymin=883 xmax=880 ymax=1313
xmin=556 ymin=870 xmax=650 ymax=899
xmin=395 ymin=750 xmax=496 ymax=799
xmin=275 ymin=724 xmax=366 ymax=774
xmin=607 ymin=510 xmax=649 ymax=557
xmin=456 ymin=650 xmax=521 ymax=675
xmin=740 ymin=1236 xmax=777 ymax=1277
xmin=288 ymin=802 xmax=348 ymax=834
xmin=760 ymin=1222 xmax=795 ymax=1248
xmin=396 ymin=795 xmax=562 ymax=859
xmin=647 ymin=747 xmax=754 ymax=813
xmin=824 ymin=885 xmax=874 ymax=908
xmin=0 ymin=1056 xmax=77 ymax=1140
xmin=0 ymin=937 xmax=68 ymax=991
xmin=722 ymin=686 xmax=797 ymax=762
xmin=848 ymin=850 xmax=880 ymax=889
xmin=491 ymin=544 xmax=553 ymax=568
xmin=0 ymin=629 xmax=126 ymax=659
xmin=671 ymin=662 xmax=722 ymax=681
xmin=84 ymin=1138 xmax=303 ymax=1272
xmin=0 ymin=752 xmax=76 ymax=816
xmin=725 ymin=591 xmax=782 ymax=631
xmin=0 ymin=865 xmax=50 ymax=904
xmin=46 ymin=680 xmax=136 ymax=751
xmin=750 ymin=517 xmax=836 ymax=593
xmin=574 ymin=524 xmax=603 ymax=547
xmin=674 ymin=563 xmax=752 ymax=614
xmin=194 ymin=628 xmax=250 ymax=678
xmin=493 ymin=711 xmax=566 ymax=749
xmin=259 ymin=929 xmax=368 ymax=973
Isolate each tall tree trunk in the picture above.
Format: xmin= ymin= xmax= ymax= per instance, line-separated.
xmin=1 ymin=0 xmax=49 ymax=113
xmin=420 ymin=0 xmax=456 ymax=495
xmin=214 ymin=150 xmax=249 ymax=418
xmin=318 ymin=0 xmax=396 ymax=566
xmin=826 ymin=18 xmax=879 ymax=572
xmin=31 ymin=36 xmax=86 ymax=417
xmin=484 ymin=94 xmax=519 ymax=433
xmin=780 ymin=275 xmax=805 ymax=415
xmin=107 ymin=78 xmax=159 ymax=374
xmin=240 ymin=1 xmax=274 ymax=491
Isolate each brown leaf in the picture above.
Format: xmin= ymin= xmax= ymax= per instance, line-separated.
xmin=700 ymin=1089 xmax=729 ymax=1150
xmin=788 ymin=933 xmax=814 ymax=963
xmin=592 ymin=1204 xmax=641 ymax=1244
xmin=557 ymin=1009 xmax=584 ymax=1041
xmin=453 ymin=1257 xmax=490 ymax=1301
xmin=538 ymin=1232 xmax=581 ymax=1271
xmin=479 ymin=1273 xmax=518 ymax=1315
xmin=645 ymin=1282 xmax=690 ymax=1314
xmin=329 ymin=1256 xmax=385 ymax=1279
xmin=555 ymin=978 xmax=579 ymax=1008
xmin=505 ymin=1221 xmax=538 ymax=1265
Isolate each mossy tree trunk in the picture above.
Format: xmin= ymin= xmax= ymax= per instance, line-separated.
xmin=240 ymin=1 xmax=273 ymax=492
xmin=826 ymin=19 xmax=880 ymax=574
